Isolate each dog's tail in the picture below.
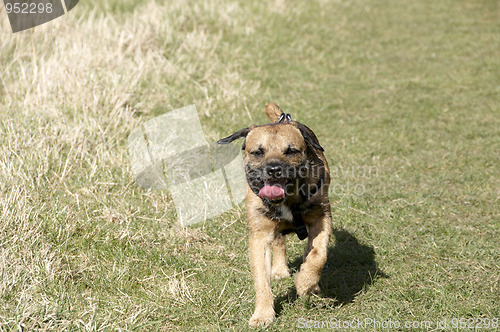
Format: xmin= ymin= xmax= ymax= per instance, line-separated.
xmin=265 ymin=103 xmax=284 ymax=122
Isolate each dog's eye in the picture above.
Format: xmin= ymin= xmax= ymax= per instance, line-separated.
xmin=250 ymin=148 xmax=264 ymax=157
xmin=284 ymin=147 xmax=300 ymax=155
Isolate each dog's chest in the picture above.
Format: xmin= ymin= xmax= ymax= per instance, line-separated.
xmin=275 ymin=205 xmax=293 ymax=222
xmin=258 ymin=202 xmax=298 ymax=223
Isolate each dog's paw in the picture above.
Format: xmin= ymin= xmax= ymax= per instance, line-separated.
xmin=295 ymin=271 xmax=321 ymax=297
xmin=311 ymin=284 xmax=321 ymax=294
xmin=249 ymin=309 xmax=275 ymax=328
xmin=271 ymin=266 xmax=290 ymax=280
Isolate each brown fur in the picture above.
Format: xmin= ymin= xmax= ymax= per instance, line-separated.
xmin=218 ymin=103 xmax=332 ymax=328
xmin=265 ymin=102 xmax=284 ymax=122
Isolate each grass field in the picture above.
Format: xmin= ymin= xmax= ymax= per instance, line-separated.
xmin=0 ymin=0 xmax=499 ymax=330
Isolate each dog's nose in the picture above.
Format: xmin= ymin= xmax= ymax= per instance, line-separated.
xmin=265 ymin=164 xmax=283 ymax=178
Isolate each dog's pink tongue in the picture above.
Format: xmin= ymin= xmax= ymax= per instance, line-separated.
xmin=259 ymin=185 xmax=285 ymax=200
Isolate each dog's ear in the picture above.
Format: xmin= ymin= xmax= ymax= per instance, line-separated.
xmin=265 ymin=103 xmax=285 ymax=122
xmin=295 ymin=122 xmax=324 ymax=152
xmin=217 ymin=127 xmax=252 ymax=149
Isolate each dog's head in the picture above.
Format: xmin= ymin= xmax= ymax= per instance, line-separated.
xmin=218 ymin=104 xmax=325 ymax=205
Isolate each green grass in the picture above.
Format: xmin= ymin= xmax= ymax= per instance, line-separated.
xmin=0 ymin=0 xmax=499 ymax=330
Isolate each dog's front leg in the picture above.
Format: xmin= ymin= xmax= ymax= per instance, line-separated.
xmin=295 ymin=209 xmax=332 ymax=296
xmin=271 ymin=234 xmax=290 ymax=280
xmin=248 ymin=231 xmax=275 ymax=328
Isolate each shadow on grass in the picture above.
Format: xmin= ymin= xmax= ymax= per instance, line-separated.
xmin=275 ymin=228 xmax=388 ymax=314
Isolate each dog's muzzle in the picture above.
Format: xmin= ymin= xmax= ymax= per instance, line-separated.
xmin=246 ymin=162 xmax=295 ymax=203
xmin=258 ymin=163 xmax=287 ymax=201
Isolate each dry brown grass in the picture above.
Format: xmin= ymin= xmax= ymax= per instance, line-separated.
xmin=0 ymin=1 xmax=261 ymax=328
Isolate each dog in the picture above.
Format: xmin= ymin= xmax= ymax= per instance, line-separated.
xmin=218 ymin=103 xmax=332 ymax=328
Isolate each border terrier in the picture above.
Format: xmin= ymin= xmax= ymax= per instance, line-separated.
xmin=218 ymin=103 xmax=332 ymax=327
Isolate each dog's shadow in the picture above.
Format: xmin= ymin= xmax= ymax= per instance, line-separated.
xmin=275 ymin=229 xmax=388 ymax=313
